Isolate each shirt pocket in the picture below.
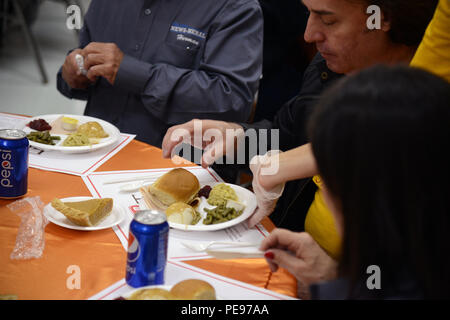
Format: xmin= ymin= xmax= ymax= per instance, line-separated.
xmin=157 ymin=31 xmax=202 ymax=69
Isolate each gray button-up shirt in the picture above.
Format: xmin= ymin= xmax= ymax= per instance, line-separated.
xmin=57 ymin=0 xmax=263 ymax=147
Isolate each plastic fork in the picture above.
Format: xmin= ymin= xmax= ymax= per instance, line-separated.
xmin=181 ymin=241 xmax=260 ymax=252
xmin=119 ymin=180 xmax=153 ymax=192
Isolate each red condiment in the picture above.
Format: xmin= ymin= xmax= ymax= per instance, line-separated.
xmin=198 ymin=185 xmax=212 ymax=198
xmin=27 ymin=119 xmax=52 ymax=131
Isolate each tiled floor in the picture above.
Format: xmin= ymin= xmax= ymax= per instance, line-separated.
xmin=0 ymin=0 xmax=91 ymax=116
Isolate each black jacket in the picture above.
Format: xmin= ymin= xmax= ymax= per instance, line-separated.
xmin=216 ymin=53 xmax=343 ymax=231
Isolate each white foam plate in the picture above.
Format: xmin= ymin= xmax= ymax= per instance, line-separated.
xmin=23 ymin=114 xmax=120 ymax=154
xmin=43 ymin=196 xmax=125 ymax=231
xmin=140 ymin=183 xmax=257 ymax=232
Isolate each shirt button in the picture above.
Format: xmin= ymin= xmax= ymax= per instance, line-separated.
xmin=321 ymin=72 xmax=329 ymax=81
xmin=135 ymin=44 xmax=140 ymax=51
xmin=144 ymin=8 xmax=152 ymax=15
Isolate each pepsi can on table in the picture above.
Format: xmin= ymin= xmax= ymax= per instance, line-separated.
xmin=126 ymin=209 xmax=169 ymax=288
xmin=0 ymin=129 xmax=29 ymax=199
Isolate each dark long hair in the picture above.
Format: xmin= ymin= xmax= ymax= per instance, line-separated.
xmin=309 ymin=65 xmax=450 ymax=299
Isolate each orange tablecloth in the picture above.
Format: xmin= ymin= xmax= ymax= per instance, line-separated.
xmin=0 ymin=140 xmax=297 ymax=299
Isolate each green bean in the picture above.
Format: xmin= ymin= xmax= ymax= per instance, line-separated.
xmin=27 ymin=131 xmax=60 ymax=145
xmin=202 ymin=204 xmax=244 ymax=225
xmin=203 ymin=214 xmax=213 ymax=225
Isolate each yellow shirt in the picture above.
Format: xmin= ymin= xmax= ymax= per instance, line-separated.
xmin=411 ymin=0 xmax=450 ymax=82
xmin=304 ymin=175 xmax=341 ymax=260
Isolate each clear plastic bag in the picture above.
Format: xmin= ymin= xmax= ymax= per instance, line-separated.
xmin=7 ymin=196 xmax=48 ymax=260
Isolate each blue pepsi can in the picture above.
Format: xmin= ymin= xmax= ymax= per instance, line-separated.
xmin=0 ymin=129 xmax=29 ymax=199
xmin=126 ymin=210 xmax=169 ymax=288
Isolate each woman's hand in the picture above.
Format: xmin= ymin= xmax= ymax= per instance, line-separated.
xmin=248 ymin=151 xmax=285 ymax=228
xmin=260 ymin=229 xmax=338 ymax=286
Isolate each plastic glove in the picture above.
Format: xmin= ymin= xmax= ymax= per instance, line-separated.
xmin=247 ymin=150 xmax=285 ymax=228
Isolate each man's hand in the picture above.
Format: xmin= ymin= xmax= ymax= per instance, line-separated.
xmin=162 ymin=119 xmax=245 ymax=168
xmin=260 ymin=229 xmax=338 ymax=286
xmin=82 ymin=42 xmax=124 ymax=85
xmin=61 ymin=49 xmax=92 ymax=89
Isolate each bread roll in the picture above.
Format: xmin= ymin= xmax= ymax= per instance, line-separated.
xmin=141 ymin=168 xmax=200 ymax=210
xmin=127 ymin=288 xmax=176 ymax=300
xmin=170 ymin=279 xmax=216 ymax=300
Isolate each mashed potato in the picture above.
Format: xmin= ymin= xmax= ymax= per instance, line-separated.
xmin=207 ymin=183 xmax=238 ymax=206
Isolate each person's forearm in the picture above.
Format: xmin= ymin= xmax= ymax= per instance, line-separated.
xmin=259 ymin=143 xmax=318 ymax=190
xmin=114 ymin=55 xmax=258 ymax=124
xmin=57 ymin=65 xmax=90 ymax=100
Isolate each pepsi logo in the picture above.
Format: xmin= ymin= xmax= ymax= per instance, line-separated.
xmin=127 ymin=231 xmax=141 ymax=263
xmin=1 ymin=150 xmax=13 ymax=188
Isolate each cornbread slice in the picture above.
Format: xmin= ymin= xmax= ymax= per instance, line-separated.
xmin=51 ymin=198 xmax=113 ymax=226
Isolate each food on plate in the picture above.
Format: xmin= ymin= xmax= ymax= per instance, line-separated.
xmin=207 ymin=183 xmax=238 ymax=206
xmin=203 ymin=204 xmax=243 ymax=225
xmin=51 ymin=198 xmax=113 ymax=226
xmin=127 ymin=288 xmax=175 ymax=300
xmin=140 ymin=168 xmax=200 ymax=211
xmin=61 ymin=116 xmax=78 ymax=131
xmin=27 ymin=118 xmax=52 ymax=131
xmin=197 ymin=185 xmax=212 ymax=198
xmin=27 ymin=131 xmax=61 ymax=145
xmin=0 ymin=294 xmax=18 ymax=300
xmin=122 ymin=279 xmax=216 ymax=300
xmin=165 ymin=202 xmax=201 ymax=225
xmin=225 ymin=199 xmax=246 ymax=212
xmin=50 ymin=115 xmax=79 ymax=135
xmin=170 ymin=279 xmax=216 ymax=300
xmin=62 ymin=132 xmax=90 ymax=146
xmin=76 ymin=121 xmax=109 ymax=138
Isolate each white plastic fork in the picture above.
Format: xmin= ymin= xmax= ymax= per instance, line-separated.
xmin=119 ymin=180 xmax=153 ymax=192
xmin=181 ymin=241 xmax=260 ymax=252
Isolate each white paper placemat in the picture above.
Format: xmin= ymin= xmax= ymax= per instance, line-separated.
xmin=0 ymin=112 xmax=136 ymax=176
xmin=29 ymin=133 xmax=135 ymax=175
xmin=89 ymin=260 xmax=297 ymax=300
xmin=0 ymin=112 xmax=29 ymax=129
xmin=82 ymin=167 xmax=269 ymax=261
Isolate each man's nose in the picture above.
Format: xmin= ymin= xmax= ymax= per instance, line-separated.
xmin=304 ymin=17 xmax=325 ymax=44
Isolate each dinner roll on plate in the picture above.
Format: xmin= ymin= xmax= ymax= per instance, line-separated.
xmin=141 ymin=168 xmax=200 ymax=211
xmin=170 ymin=279 xmax=216 ymax=300
xmin=127 ymin=288 xmax=176 ymax=300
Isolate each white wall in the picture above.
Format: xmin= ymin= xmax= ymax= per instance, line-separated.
xmin=0 ymin=0 xmax=91 ymax=116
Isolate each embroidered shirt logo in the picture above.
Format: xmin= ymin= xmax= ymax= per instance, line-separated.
xmin=176 ymin=34 xmax=199 ymax=46
xmin=170 ymin=22 xmax=206 ymax=47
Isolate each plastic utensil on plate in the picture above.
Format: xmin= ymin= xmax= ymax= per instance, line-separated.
xmin=205 ymin=250 xmax=265 ymax=259
xmin=181 ymin=241 xmax=260 ymax=252
xmin=119 ymin=180 xmax=152 ymax=192
xmin=103 ymin=174 xmax=160 ymax=185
